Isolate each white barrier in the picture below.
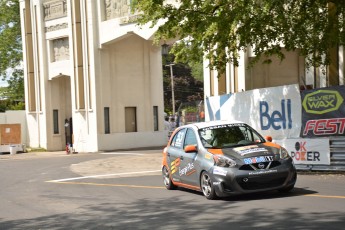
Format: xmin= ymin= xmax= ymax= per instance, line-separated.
xmin=206 ymin=84 xmax=302 ymax=139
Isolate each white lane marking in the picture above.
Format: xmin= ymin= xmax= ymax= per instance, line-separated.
xmin=48 ymin=170 xmax=161 ymax=182
xmin=100 ymin=152 xmax=144 ymax=155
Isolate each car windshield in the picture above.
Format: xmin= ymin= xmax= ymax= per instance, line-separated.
xmin=198 ymin=123 xmax=266 ymax=148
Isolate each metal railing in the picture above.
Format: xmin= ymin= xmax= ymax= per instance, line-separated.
xmin=295 ymin=137 xmax=345 ymax=171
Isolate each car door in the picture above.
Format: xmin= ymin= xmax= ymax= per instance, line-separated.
xmin=179 ymin=128 xmax=199 ymax=186
xmin=166 ymin=128 xmax=187 ymax=183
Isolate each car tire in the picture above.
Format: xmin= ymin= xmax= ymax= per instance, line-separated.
xmin=200 ymin=171 xmax=218 ymax=200
xmin=162 ymin=166 xmax=176 ymax=190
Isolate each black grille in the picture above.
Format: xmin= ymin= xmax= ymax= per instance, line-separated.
xmin=237 ymin=173 xmax=288 ymax=190
xmin=270 ymin=161 xmax=281 ymax=168
xmin=239 ymin=161 xmax=281 ymax=170
xmin=239 ymin=165 xmax=254 ymax=170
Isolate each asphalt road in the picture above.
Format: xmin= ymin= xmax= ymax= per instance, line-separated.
xmin=0 ymin=150 xmax=344 ymax=230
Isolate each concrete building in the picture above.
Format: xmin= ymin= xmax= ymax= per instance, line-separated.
xmin=19 ymin=0 xmax=167 ymax=152
xmin=204 ymin=47 xmax=345 ymax=97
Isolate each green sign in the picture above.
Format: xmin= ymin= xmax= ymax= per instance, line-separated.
xmin=302 ymin=90 xmax=344 ymax=114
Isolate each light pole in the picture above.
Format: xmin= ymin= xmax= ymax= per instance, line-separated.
xmin=166 ymin=63 xmax=175 ymax=115
xmin=161 ymin=43 xmax=176 ymax=116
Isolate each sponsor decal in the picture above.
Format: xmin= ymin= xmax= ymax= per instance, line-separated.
xmin=260 ymin=99 xmax=292 ymax=130
xmin=201 ymin=123 xmax=247 ymax=131
xmin=179 ymin=163 xmax=195 ymax=176
xmin=303 ymin=118 xmax=345 ymax=136
xmin=170 ymin=158 xmax=181 ymax=174
xmin=301 ymin=86 xmax=345 ymax=138
xmin=290 ymin=141 xmax=320 ymax=162
xmin=234 ymin=145 xmax=268 ymax=156
xmin=302 ymin=90 xmax=343 ymax=114
xmin=243 ymin=156 xmax=274 ymax=165
xmin=249 ymin=169 xmax=278 ymax=175
xmin=275 ymin=138 xmax=330 ymax=165
xmin=174 ymin=131 xmax=185 ymax=148
xmin=213 ymin=167 xmax=227 ymax=176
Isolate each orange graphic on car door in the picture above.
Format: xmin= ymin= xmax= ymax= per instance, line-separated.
xmin=170 ymin=158 xmax=181 ymax=174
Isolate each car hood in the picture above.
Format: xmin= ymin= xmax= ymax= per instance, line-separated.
xmin=220 ymin=143 xmax=280 ymax=161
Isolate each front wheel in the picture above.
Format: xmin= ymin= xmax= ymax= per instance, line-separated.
xmin=200 ymin=171 xmax=218 ymax=200
xmin=162 ymin=166 xmax=176 ymax=190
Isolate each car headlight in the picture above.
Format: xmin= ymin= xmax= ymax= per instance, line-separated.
xmin=213 ymin=155 xmax=237 ymax=168
xmin=280 ymin=147 xmax=290 ymax=159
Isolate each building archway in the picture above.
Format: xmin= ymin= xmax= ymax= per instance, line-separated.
xmin=50 ymin=75 xmax=72 ymax=150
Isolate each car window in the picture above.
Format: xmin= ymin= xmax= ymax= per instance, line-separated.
xmin=212 ymin=126 xmax=244 ymax=147
xmin=170 ymin=128 xmax=186 ymax=149
xmin=238 ymin=125 xmax=264 ymax=143
xmin=199 ymin=124 xmax=265 ymax=148
xmin=184 ymin=128 xmax=197 ymax=148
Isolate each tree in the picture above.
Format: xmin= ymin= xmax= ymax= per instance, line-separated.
xmin=162 ymin=45 xmax=203 ymax=114
xmin=189 ymin=57 xmax=204 ymax=81
xmin=133 ymin=0 xmax=345 ymax=73
xmin=163 ymin=62 xmax=203 ymax=114
xmin=0 ymin=0 xmax=24 ymax=110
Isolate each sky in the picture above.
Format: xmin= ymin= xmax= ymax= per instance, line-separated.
xmin=0 ymin=79 xmax=8 ymax=87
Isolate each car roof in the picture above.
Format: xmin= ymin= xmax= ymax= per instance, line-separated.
xmin=181 ymin=120 xmax=246 ymax=130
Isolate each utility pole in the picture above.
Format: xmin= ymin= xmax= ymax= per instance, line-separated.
xmin=166 ymin=63 xmax=175 ymax=115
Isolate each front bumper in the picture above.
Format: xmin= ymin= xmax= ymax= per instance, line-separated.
xmin=210 ymin=161 xmax=297 ymax=197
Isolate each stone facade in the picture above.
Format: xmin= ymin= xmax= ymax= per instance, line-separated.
xmin=43 ymin=0 xmax=67 ymax=21
xmin=104 ymin=0 xmax=131 ymax=20
xmin=52 ymin=37 xmax=69 ymax=62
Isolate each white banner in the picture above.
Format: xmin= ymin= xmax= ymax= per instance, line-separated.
xmin=205 ymin=84 xmax=302 ymax=139
xmin=274 ymin=138 xmax=330 ymax=165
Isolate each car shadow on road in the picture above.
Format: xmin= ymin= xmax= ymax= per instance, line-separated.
xmin=0 ymin=189 xmax=342 ymax=230
xmin=176 ymin=186 xmax=317 ymax=201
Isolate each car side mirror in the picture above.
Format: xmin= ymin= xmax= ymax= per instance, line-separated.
xmin=265 ymin=136 xmax=273 ymax=142
xmin=184 ymin=145 xmax=197 ymax=153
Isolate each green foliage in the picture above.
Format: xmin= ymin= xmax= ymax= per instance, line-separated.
xmin=0 ymin=85 xmax=25 ymax=111
xmin=0 ymin=0 xmax=24 ymax=110
xmin=182 ymin=106 xmax=198 ymax=113
xmin=162 ymin=61 xmax=203 ymax=115
xmin=189 ymin=60 xmax=204 ymax=81
xmin=134 ymin=0 xmax=345 ymax=73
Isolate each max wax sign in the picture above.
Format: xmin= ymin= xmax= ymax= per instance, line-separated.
xmin=275 ymin=138 xmax=330 ymax=165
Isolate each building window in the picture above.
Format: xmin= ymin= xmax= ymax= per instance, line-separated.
xmin=104 ymin=107 xmax=110 ymax=134
xmin=153 ymin=106 xmax=158 ymax=131
xmin=125 ymin=107 xmax=137 ymax=132
xmin=53 ymin=110 xmax=59 ymax=134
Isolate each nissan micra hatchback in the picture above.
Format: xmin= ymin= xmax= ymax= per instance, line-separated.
xmin=162 ymin=120 xmax=297 ymax=200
